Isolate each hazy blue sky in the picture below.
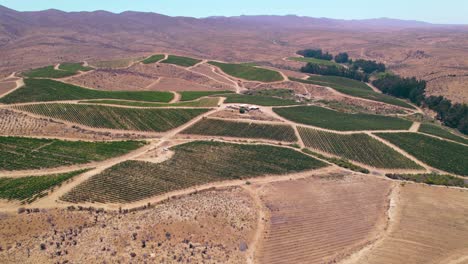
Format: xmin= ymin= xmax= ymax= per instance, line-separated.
xmin=0 ymin=0 xmax=466 ymax=24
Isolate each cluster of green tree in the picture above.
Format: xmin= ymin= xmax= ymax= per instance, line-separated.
xmin=334 ymin=52 xmax=349 ymax=63
xmin=351 ymin=59 xmax=386 ymax=74
xmin=373 ymin=74 xmax=467 ymax=134
xmin=297 ymin=49 xmax=333 ymax=61
xmin=300 ymin=63 xmax=369 ymax=82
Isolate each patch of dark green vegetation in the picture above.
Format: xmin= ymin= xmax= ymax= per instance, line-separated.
xmin=0 ymin=79 xmax=174 ymax=104
xmin=0 ymin=136 xmax=145 ymax=171
xmin=161 ymin=55 xmax=202 ymax=67
xmin=386 ymin=173 xmax=468 ymax=188
xmin=376 ymin=133 xmax=468 ymax=176
xmin=179 ymin=91 xmax=233 ymax=101
xmin=141 ymin=54 xmax=165 ymax=64
xmin=59 ymin=63 xmax=93 ymax=72
xmin=0 ymin=170 xmax=89 ymax=203
xmin=291 ymin=77 xmax=415 ymax=109
xmin=274 ymin=106 xmax=412 ymax=131
xmin=209 ymin=61 xmax=284 ymax=82
xmin=302 ymin=148 xmax=370 ymax=174
xmin=14 ymin=104 xmax=209 ymax=132
xmin=224 ymin=94 xmax=299 ymax=106
xmin=182 ymin=118 xmax=298 ymax=142
xmin=289 ymin=57 xmax=342 ymax=67
xmin=62 ymin=141 xmax=327 ymax=203
xmin=419 ymin=123 xmax=468 ymax=145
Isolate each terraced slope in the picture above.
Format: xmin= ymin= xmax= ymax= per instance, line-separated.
xmin=377 ymin=133 xmax=468 ymax=175
xmin=298 ymin=128 xmax=421 ymax=169
xmin=61 ymin=141 xmax=326 ymax=203
xmin=182 ymin=118 xmax=297 ymax=142
xmin=0 ymin=170 xmax=88 ymax=203
xmin=291 ymin=76 xmax=414 ymax=109
xmin=0 ymin=79 xmax=173 ymax=104
xmin=274 ymin=106 xmax=412 ymax=131
xmin=14 ymin=104 xmax=209 ymax=132
xmin=351 ymin=184 xmax=468 ymax=264
xmin=257 ymin=175 xmax=392 ymax=264
xmin=209 ymin=61 xmax=284 ymax=82
xmin=0 ymin=137 xmax=145 ymax=171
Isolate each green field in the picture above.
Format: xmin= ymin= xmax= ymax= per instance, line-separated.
xmin=288 ymin=57 xmax=342 ymax=67
xmin=14 ymin=104 xmax=209 ymax=132
xmin=80 ymin=97 xmax=220 ymax=108
xmin=209 ymin=61 xmax=284 ymax=82
xmin=22 ymin=66 xmax=76 ymax=79
xmin=386 ymin=173 xmax=468 ymax=188
xmin=179 ymin=91 xmax=233 ymax=101
xmin=0 ymin=137 xmax=145 ymax=171
xmin=161 ymin=55 xmax=202 ymax=67
xmin=376 ymin=133 xmax=468 ymax=175
xmin=0 ymin=79 xmax=174 ymax=104
xmin=419 ymin=123 xmax=468 ymax=145
xmin=141 ymin=54 xmax=165 ymax=64
xmin=274 ymin=105 xmax=412 ymax=131
xmin=61 ymin=141 xmax=327 ymax=203
xmin=291 ymin=76 xmax=415 ymax=109
xmin=59 ymin=62 xmax=93 ymax=72
xmin=182 ymin=118 xmax=298 ymax=142
xmin=299 ymin=128 xmax=421 ymax=169
xmin=0 ymin=170 xmax=88 ymax=203
xmin=224 ymin=94 xmax=299 ymax=106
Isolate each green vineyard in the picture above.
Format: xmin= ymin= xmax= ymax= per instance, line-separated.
xmin=419 ymin=123 xmax=468 ymax=145
xmin=274 ymin=105 xmax=412 ymax=131
xmin=0 ymin=79 xmax=174 ymax=104
xmin=0 ymin=136 xmax=145 ymax=171
xmin=161 ymin=55 xmax=202 ymax=67
xmin=13 ymin=104 xmax=209 ymax=132
xmin=376 ymin=133 xmax=468 ymax=175
xmin=298 ymin=127 xmax=421 ymax=169
xmin=182 ymin=118 xmax=298 ymax=142
xmin=81 ymin=97 xmax=220 ymax=108
xmin=223 ymin=94 xmax=299 ymax=106
xmin=0 ymin=170 xmax=88 ymax=203
xmin=179 ymin=91 xmax=233 ymax=101
xmin=61 ymin=141 xmax=327 ymax=203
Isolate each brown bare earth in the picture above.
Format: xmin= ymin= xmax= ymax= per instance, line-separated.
xmin=0 ymin=187 xmax=257 ymax=263
xmin=67 ymin=63 xmax=235 ymax=91
xmin=209 ymin=109 xmax=282 ymax=122
xmin=0 ymin=81 xmax=16 ymax=96
xmin=0 ymin=109 xmax=151 ymax=140
xmin=347 ymin=183 xmax=468 ymax=264
xmin=255 ymin=173 xmax=393 ymax=264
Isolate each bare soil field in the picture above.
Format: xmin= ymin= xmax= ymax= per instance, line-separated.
xmin=209 ymin=109 xmax=282 ymax=122
xmin=0 ymin=81 xmax=17 ymax=97
xmin=190 ymin=63 xmax=237 ymax=86
xmin=0 ymin=187 xmax=257 ymax=263
xmin=0 ymin=109 xmax=151 ymax=140
xmin=348 ymin=184 xmax=468 ymax=264
xmin=256 ymin=173 xmax=392 ymax=264
xmin=67 ymin=63 xmax=235 ymax=91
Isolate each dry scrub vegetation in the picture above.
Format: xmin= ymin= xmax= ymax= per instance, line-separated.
xmin=0 ymin=188 xmax=257 ymax=263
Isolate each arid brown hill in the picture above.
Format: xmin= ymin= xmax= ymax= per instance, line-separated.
xmin=0 ymin=5 xmax=467 ymax=102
